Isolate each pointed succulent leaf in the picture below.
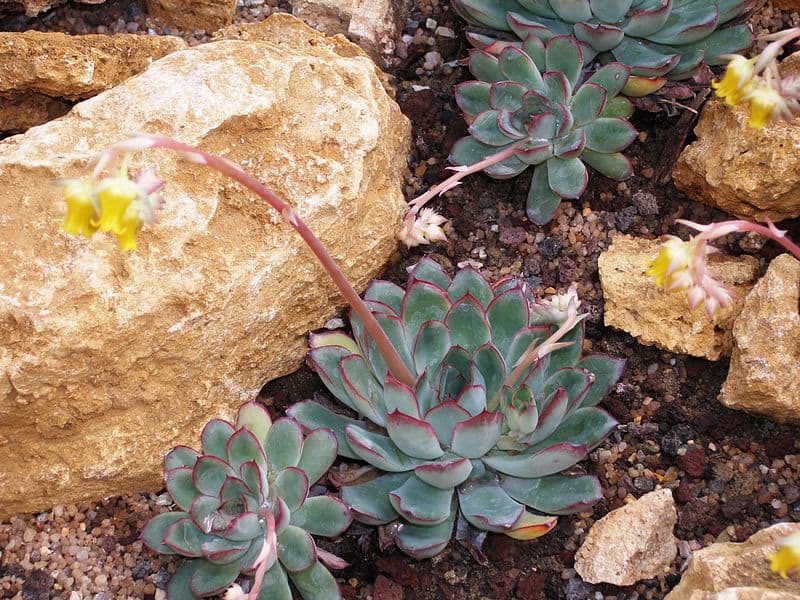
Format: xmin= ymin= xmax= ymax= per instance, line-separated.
xmin=584 ymin=62 xmax=629 ymax=97
xmin=451 ymin=410 xmax=503 ymax=458
xmin=589 ymin=0 xmax=633 ymax=24
xmin=505 ymin=326 xmax=549 ymax=373
xmin=484 ymin=153 xmax=530 ymax=179
xmin=622 ymin=0 xmax=671 ymax=37
xmin=274 ymin=467 xmax=310 ymax=512
xmin=581 ymin=149 xmax=633 ymax=179
xmin=553 ymin=101 xmax=574 ymax=137
xmin=501 ymin=473 xmax=603 ymax=514
xmin=489 ymin=81 xmax=527 ymax=111
xmin=545 ymin=320 xmax=583 ymax=371
xmin=257 ymin=562 xmax=292 ymax=600
xmin=296 ymin=427 xmax=338 ymax=485
xmin=621 ymin=74 xmax=668 ymax=96
xmin=192 ymin=456 xmax=236 ymax=496
xmin=612 ymin=37 xmax=680 ymax=77
xmin=288 ymin=562 xmax=342 ymax=600
xmin=543 ymin=368 xmax=591 ymax=413
xmin=577 ymin=354 xmax=625 ymax=407
xmin=531 ymin=406 xmax=617 ymax=451
xmin=544 ymin=35 xmax=583 ymax=89
xmin=553 ymin=129 xmax=586 ymax=159
xmin=512 ymin=90 xmax=552 ymax=130
xmin=341 ymin=472 xmax=410 ymax=525
xmin=307 ymin=345 xmax=359 ymax=410
xmin=550 ymin=0 xmax=592 ymax=22
xmin=167 ymin=561 xmax=202 ymax=600
xmin=386 ymin=410 xmax=445 ymax=460
xmin=527 ymin=163 xmax=562 ymax=225
xmin=413 ymin=320 xmax=451 ymax=375
xmin=571 ymin=82 xmax=607 ymax=126
xmin=458 ymin=477 xmax=524 ymax=531
xmin=265 ymin=417 xmax=304 ymax=471
xmin=402 ymin=280 xmax=451 ymax=343
xmin=499 ymin=46 xmax=545 ymax=91
xmin=165 ymin=467 xmax=200 ymax=511
xmin=469 ymin=49 xmax=505 ymax=82
xmin=364 ymin=280 xmax=405 ymax=314
xmin=165 ymin=446 xmax=199 ymax=471
xmin=487 ymin=286 xmax=530 ymax=356
xmin=394 ymin=509 xmax=456 ymax=559
xmin=583 ymin=118 xmax=637 ymax=153
xmin=521 ymin=28 xmax=547 ymax=65
xmin=345 ymin=425 xmax=425 ymax=472
xmin=226 ymin=427 xmax=267 ymax=473
xmin=409 ymin=257 xmax=451 ymax=289
xmin=498 ymin=110 xmax=528 ymax=139
xmin=645 ymin=4 xmax=718 ymax=45
xmin=235 ymin=402 xmax=272 ymax=445
xmin=223 ymin=512 xmax=263 ymax=542
xmin=239 ymin=460 xmax=268 ymax=500
xmin=678 ymin=25 xmax=752 ymax=67
xmin=189 ymin=560 xmax=241 ymax=596
xmin=547 ymin=156 xmax=588 ymax=199
xmin=469 ymin=110 xmax=512 ymax=146
xmin=450 ymin=137 xmax=497 ymax=169
xmin=362 ymin=313 xmax=415 ymax=385
xmin=456 ymin=81 xmax=493 ymax=121
xmin=448 ymin=267 xmax=494 ymax=306
xmin=200 ymin=419 xmax=235 ymax=459
xmin=142 ymin=512 xmax=186 ymax=555
xmin=445 ymin=294 xmax=492 ymax=352
xmin=290 ymin=495 xmax=353 ymax=537
xmin=415 ymin=455 xmax=474 ymax=489
xmin=473 ymin=344 xmax=506 ymax=403
xmin=201 ymin=537 xmax=251 ymax=565
xmin=286 ymin=401 xmax=360 ymax=460
xmin=340 ymin=355 xmax=386 ymax=426
xmin=505 ymin=511 xmax=558 ymax=540
xmin=189 ymin=494 xmax=223 ymax=534
xmin=542 ymin=71 xmax=570 ymax=103
xmin=389 ymin=476 xmax=454 ymax=525
xmin=309 ymin=331 xmax=362 ymax=354
xmin=517 ymin=140 xmax=553 ymax=165
xmin=600 ymin=96 xmax=634 ymax=119
xmin=455 ymin=383 xmax=488 ymax=417
xmin=484 ymin=442 xmax=589 ymax=477
xmin=424 ymin=400 xmax=471 ymax=447
xmin=277 ymin=525 xmax=317 ymax=572
xmin=453 ymin=0 xmax=522 ymax=29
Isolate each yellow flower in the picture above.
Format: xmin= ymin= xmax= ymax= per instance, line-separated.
xmin=744 ymin=82 xmax=787 ymax=129
xmin=92 ymin=176 xmax=139 ymax=235
xmin=61 ymin=178 xmax=98 ymax=238
xmin=646 ymin=237 xmax=695 ymax=289
xmin=116 ymin=203 xmax=143 ymax=251
xmin=712 ymin=55 xmax=756 ymax=106
xmin=769 ymin=531 xmax=800 ymax=579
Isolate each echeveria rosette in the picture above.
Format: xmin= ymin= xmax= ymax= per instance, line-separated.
xmin=142 ymin=402 xmax=352 ymax=599
xmin=451 ymin=0 xmax=755 ymax=94
xmin=452 ymin=34 xmax=637 ymax=224
xmin=288 ymin=259 xmax=624 ymax=559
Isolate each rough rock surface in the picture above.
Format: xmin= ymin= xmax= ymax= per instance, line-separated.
xmin=146 ymin=0 xmax=237 ymax=32
xmin=0 ymin=14 xmax=410 ymax=519
xmin=575 ymin=489 xmax=678 ymax=586
xmin=290 ymin=0 xmax=411 ymax=65
xmin=685 ymin=590 xmax=800 ymax=600
xmin=719 ymin=254 xmax=800 ymax=424
xmin=598 ymin=235 xmax=759 ymax=360
xmin=0 ymin=92 xmax=72 ymax=133
xmin=0 ymin=0 xmax=101 ymax=17
xmin=665 ymin=523 xmax=800 ymax=599
xmin=672 ymin=54 xmax=800 ymax=222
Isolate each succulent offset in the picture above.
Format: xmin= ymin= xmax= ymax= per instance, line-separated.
xmin=289 ymin=259 xmax=623 ymax=559
xmin=452 ymin=0 xmax=755 ymax=94
xmin=142 ymin=402 xmax=352 ymax=599
xmin=452 ymin=34 xmax=636 ymax=224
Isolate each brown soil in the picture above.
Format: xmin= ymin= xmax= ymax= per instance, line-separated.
xmin=1 ymin=1 xmax=799 ymax=599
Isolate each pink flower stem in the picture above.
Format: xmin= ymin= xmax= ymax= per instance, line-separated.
xmin=248 ymin=511 xmax=277 ymax=599
xmin=678 ymin=219 xmax=800 ymax=261
xmin=408 ymin=142 xmax=526 ymax=212
xmin=114 ymin=135 xmax=416 ymax=387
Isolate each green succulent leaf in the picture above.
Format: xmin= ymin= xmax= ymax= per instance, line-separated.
xmin=389 ymin=476 xmax=454 ymax=525
xmin=469 ymin=110 xmax=511 ymax=146
xmin=222 ymin=512 xmax=263 ymax=542
xmin=484 ymin=442 xmax=589 ymax=477
xmin=235 ymin=402 xmax=272 ymax=445
xmin=446 ymin=294 xmax=492 ymax=352
xmin=571 ymin=82 xmax=607 ymax=126
xmin=342 ymin=472 xmax=410 ymax=525
xmin=339 ymin=354 xmax=387 ymax=426
xmin=193 ymin=456 xmax=236 ymax=497
xmin=600 ymin=96 xmax=634 ymax=119
xmin=287 ymin=401 xmax=360 ymax=460
xmin=581 ymin=149 xmax=633 ymax=179
xmin=451 ymin=410 xmax=504 ymax=458
xmin=577 ymin=354 xmax=625 ymax=407
xmin=394 ymin=508 xmax=456 ymax=559
xmin=527 ymin=163 xmax=562 ymax=225
xmin=409 ymin=257 xmax=452 ymax=289
xmin=583 ymin=118 xmax=637 ymax=153
xmin=165 ymin=467 xmax=200 ymax=512
xmin=456 ymin=81 xmax=493 ymax=120
xmin=501 ymin=473 xmax=603 ymax=514
xmin=412 ymin=320 xmax=451 ymax=375
xmin=167 ymin=560 xmax=202 ymax=600
xmin=142 ymin=512 xmax=186 ymax=555
xmin=291 ymin=496 xmax=352 ymax=537
xmin=201 ymin=537 xmax=251 ymax=565
xmin=499 ymin=46 xmax=545 ymax=91
xmin=165 ymin=446 xmax=199 ymax=471
xmin=415 ymin=456 xmax=474 ymax=489
xmin=289 ymin=562 xmax=342 ymax=600
xmin=469 ymin=49 xmax=505 ymax=82
xmin=257 ymin=562 xmax=293 ymax=600
xmin=274 ymin=467 xmax=310 ymax=512
xmin=200 ymin=419 xmax=235 ymax=459
xmin=425 ymin=401 xmax=472 ymax=446
xmin=345 ymin=425 xmax=425 ymax=472
xmin=584 ymin=63 xmax=629 ymax=97
xmin=277 ymin=525 xmax=317 ymax=572
xmin=458 ymin=477 xmax=524 ymax=531
xmin=547 ymin=156 xmax=588 ymax=199
xmin=295 ymin=427 xmax=338 ymax=485
xmin=449 ymin=267 xmax=495 ymax=307
xmin=402 ymin=281 xmax=451 ymax=342
xmin=189 ymin=560 xmax=241 ymax=596
xmin=487 ymin=286 xmax=530 ymax=356
xmin=544 ymin=35 xmax=583 ymax=89
xmin=386 ymin=410 xmax=445 ymax=460
xmin=532 ymin=406 xmax=618 ymax=450
xmin=227 ymin=427 xmax=267 ymax=473
xmin=265 ymin=418 xmax=304 ymax=472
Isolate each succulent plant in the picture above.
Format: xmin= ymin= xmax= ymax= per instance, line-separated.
xmin=288 ymin=259 xmax=623 ymax=559
xmin=452 ymin=34 xmax=636 ymax=224
xmin=451 ymin=0 xmax=755 ymax=94
xmin=142 ymin=402 xmax=352 ymax=599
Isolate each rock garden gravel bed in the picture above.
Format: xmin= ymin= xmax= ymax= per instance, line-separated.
xmin=1 ymin=1 xmax=799 ymax=599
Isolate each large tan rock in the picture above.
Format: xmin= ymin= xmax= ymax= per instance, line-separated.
xmin=0 ymin=93 xmax=72 ymax=133
xmin=719 ymin=254 xmax=800 ymax=424
xmin=599 ymin=235 xmax=759 ymax=360
xmin=0 ymin=0 xmax=102 ymax=17
xmin=575 ymin=489 xmax=678 ymax=586
xmin=686 ymin=590 xmax=800 ymax=600
xmin=666 ymin=523 xmax=800 ymax=599
xmin=146 ymin=0 xmax=237 ymax=32
xmin=672 ymin=54 xmax=800 ymax=222
xmin=0 ymin=14 xmax=410 ymax=519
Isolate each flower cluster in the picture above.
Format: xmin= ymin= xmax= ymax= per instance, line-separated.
xmin=713 ymin=28 xmax=800 ymax=129
xmin=60 ymin=155 xmax=164 ymax=251
xmin=769 ymin=531 xmax=800 ymax=579
xmin=397 ymin=207 xmax=447 ymax=247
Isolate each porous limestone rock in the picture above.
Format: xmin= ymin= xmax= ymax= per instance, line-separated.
xmin=575 ymin=489 xmax=678 ymax=586
xmin=598 ymin=235 xmax=759 ymax=360
xmin=685 ymin=590 xmax=800 ymax=600
xmin=0 ymin=0 xmax=101 ymax=17
xmin=146 ymin=0 xmax=237 ymax=32
xmin=672 ymin=54 xmax=800 ymax=222
xmin=0 ymin=14 xmax=410 ymax=519
xmin=719 ymin=254 xmax=800 ymax=424
xmin=0 ymin=31 xmax=185 ymax=132
xmin=665 ymin=523 xmax=800 ymax=599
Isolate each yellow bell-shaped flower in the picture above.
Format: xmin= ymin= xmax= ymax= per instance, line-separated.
xmin=745 ymin=82 xmax=787 ymax=129
xmin=116 ymin=202 xmax=143 ymax=251
xmin=712 ymin=55 xmax=755 ymax=107
xmin=61 ymin=178 xmax=97 ymax=238
xmin=93 ymin=176 xmax=139 ymax=235
xmin=770 ymin=531 xmax=800 ymax=579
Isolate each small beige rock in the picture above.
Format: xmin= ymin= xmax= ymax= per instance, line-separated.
xmin=0 ymin=14 xmax=410 ymax=519
xmin=672 ymin=53 xmax=800 ymax=222
xmin=719 ymin=254 xmax=800 ymax=424
xmin=665 ymin=523 xmax=800 ymax=599
xmin=575 ymin=489 xmax=678 ymax=586
xmin=0 ymin=31 xmax=186 ymax=100
xmin=599 ymin=235 xmax=759 ymax=360
xmin=146 ymin=0 xmax=238 ymax=32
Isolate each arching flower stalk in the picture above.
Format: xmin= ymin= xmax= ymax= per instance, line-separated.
xmin=648 ymin=218 xmax=800 ymax=317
